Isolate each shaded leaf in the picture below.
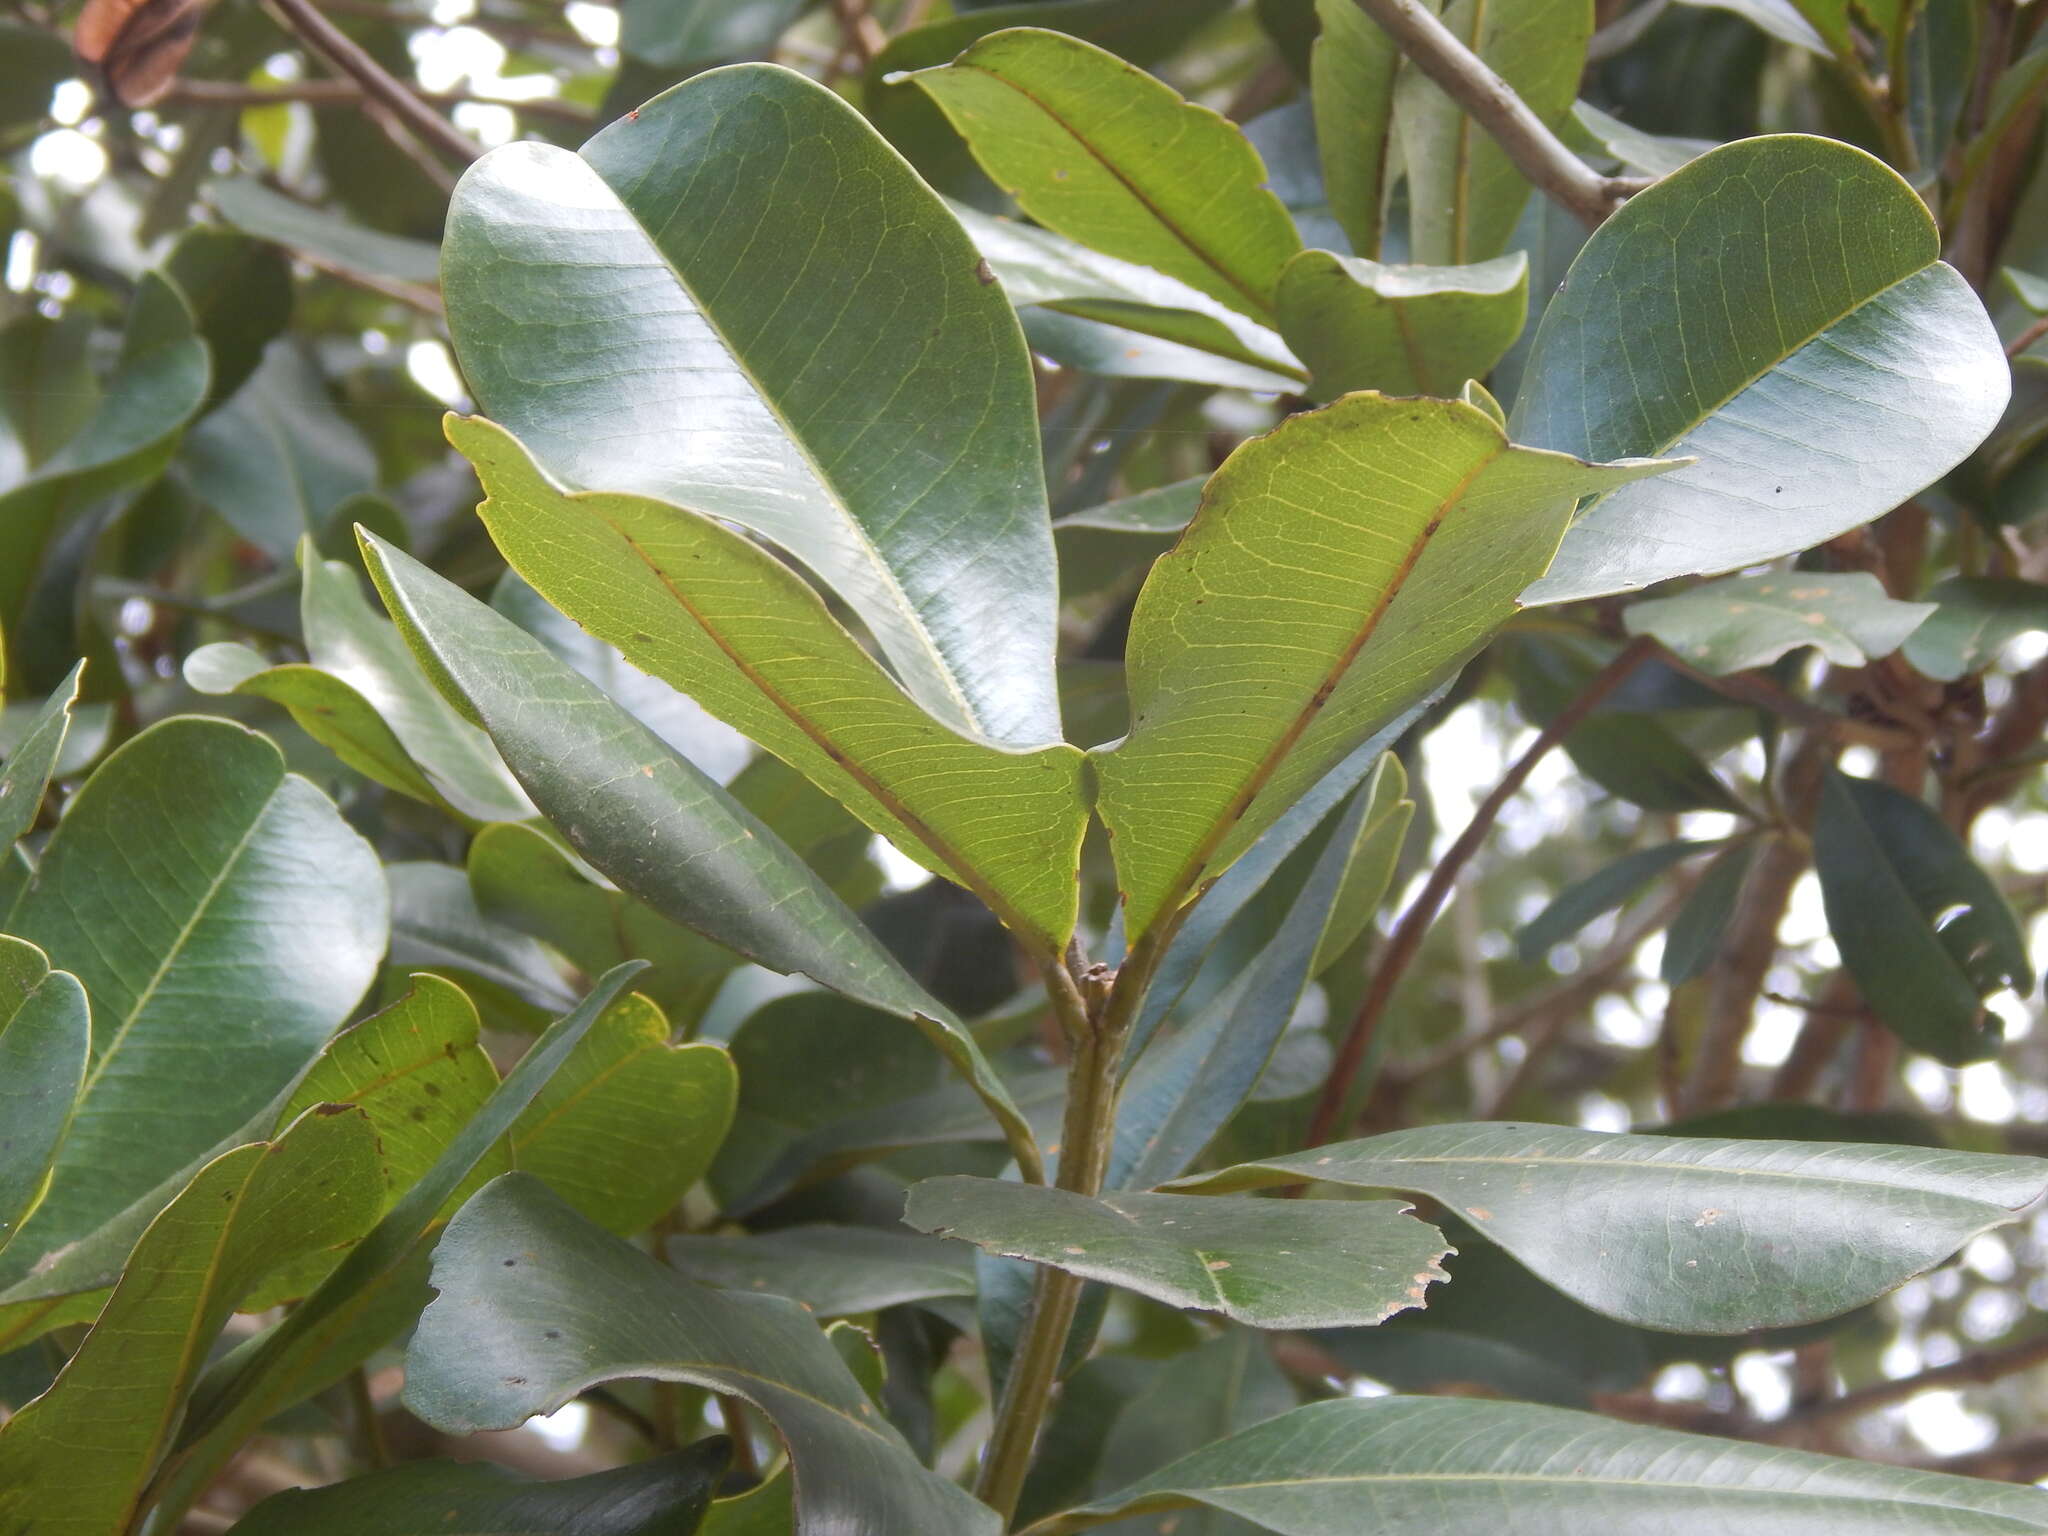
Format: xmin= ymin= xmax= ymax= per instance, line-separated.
xmin=1660 ymin=841 xmax=1758 ymax=984
xmin=443 ymin=65 xmax=1060 ymax=747
xmin=1570 ymin=101 xmax=1716 ymax=177
xmin=233 ymin=1444 xmax=729 ymax=1535
xmin=1094 ymin=391 xmax=1674 ymax=939
xmin=1053 ymin=477 xmax=1205 ymax=535
xmin=1518 ymin=136 xmax=2009 ymax=603
xmin=1169 ymin=1123 xmax=2048 ymax=1331
xmin=408 ymin=1173 xmax=1002 ymax=1536
xmin=665 ymin=1225 xmax=977 ymax=1316
xmin=1624 ymin=572 xmax=1934 ymax=673
xmin=1517 ymin=840 xmax=1714 ymax=963
xmin=386 ymin=861 xmax=577 ymax=1022
xmin=0 ymin=660 xmax=80 ymax=847
xmin=0 ymin=937 xmax=88 ymax=1249
xmin=1311 ymin=0 xmax=1398 ymax=256
xmin=1901 ymin=577 xmax=2048 ymax=681
xmin=1032 ymin=1395 xmax=2048 ymax=1534
xmin=161 ymin=226 xmax=293 ymax=407
xmin=904 ymin=1177 xmax=1450 ymax=1329
xmin=1814 ymin=769 xmax=2032 ymax=1064
xmin=209 ymin=178 xmax=441 ymax=284
xmin=1277 ymin=250 xmax=1527 ymax=399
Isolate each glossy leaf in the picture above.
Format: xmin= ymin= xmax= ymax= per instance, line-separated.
xmin=0 ymin=936 xmax=87 ymax=1249
xmin=1276 ymin=250 xmax=1528 ymax=399
xmin=442 ymin=65 xmax=1059 ymax=748
xmin=407 ymin=1173 xmax=1003 ymax=1536
xmin=1094 ymin=391 xmax=1675 ymax=939
xmin=0 ymin=717 xmax=387 ymax=1293
xmin=666 ymin=1225 xmax=978 ymax=1316
xmin=0 ymin=659 xmax=80 ymax=847
xmin=1518 ymin=136 xmax=2009 ymax=603
xmin=908 ymin=28 xmax=1301 ymax=322
xmin=234 ymin=1444 xmax=729 ymax=1536
xmin=1517 ymin=840 xmax=1713 ymax=963
xmin=364 ymin=534 xmax=1036 ymax=1162
xmin=1311 ymin=0 xmax=1398 ymax=256
xmin=440 ymin=417 xmax=1088 ymax=956
xmin=904 ymin=1177 xmax=1449 ymax=1330
xmin=509 ymin=991 xmax=735 ymax=1235
xmin=0 ymin=1106 xmax=381 ymax=1536
xmin=1032 ymin=1395 xmax=2048 ymax=1534
xmin=1624 ymin=572 xmax=1934 ymax=673
xmin=1813 ymin=769 xmax=2033 ymax=1064
xmin=1169 ymin=1123 xmax=2048 ymax=1331
xmin=1396 ymin=0 xmax=1591 ymax=265
xmin=1901 ymin=577 xmax=2048 ymax=681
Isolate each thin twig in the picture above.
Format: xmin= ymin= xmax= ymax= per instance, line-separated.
xmin=1346 ymin=0 xmax=1644 ymax=227
xmin=827 ymin=0 xmax=886 ymax=65
xmin=1774 ymin=1333 xmax=2048 ymax=1433
xmin=2007 ymin=314 xmax=2048 ymax=360
xmin=261 ymin=0 xmax=484 ymax=164
xmin=1306 ymin=637 xmax=1659 ymax=1148
xmin=295 ymin=251 xmax=445 ymax=316
xmin=165 ymin=76 xmax=594 ymax=125
xmin=1643 ymin=640 xmax=1919 ymax=751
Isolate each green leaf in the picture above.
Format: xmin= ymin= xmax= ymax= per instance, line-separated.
xmin=0 ymin=1105 xmax=381 ymax=1536
xmin=0 ymin=659 xmax=80 ymax=847
xmin=440 ymin=416 xmax=1089 ymax=957
xmin=1660 ymin=841 xmax=1758 ymax=985
xmin=1517 ymin=840 xmax=1713 ymax=963
xmin=1517 ymin=136 xmax=2009 ymax=603
xmin=2007 ymin=266 xmax=2048 ymax=314
xmin=1167 ymin=1123 xmax=2048 ymax=1331
xmin=904 ymin=1177 xmax=1450 ymax=1329
xmin=177 ymin=341 xmax=378 ymax=563
xmin=1311 ymin=0 xmax=1399 ymax=257
xmin=1094 ymin=391 xmax=1675 ymax=940
xmin=1396 ymin=0 xmax=1591 ymax=266
xmin=666 ymin=1225 xmax=978 ymax=1316
xmin=161 ymin=227 xmax=294 ymax=407
xmin=1031 ymin=1395 xmax=2048 ymax=1534
xmin=0 ymin=936 xmax=87 ymax=1249
xmin=1901 ymin=577 xmax=2048 ymax=681
xmin=407 ymin=1173 xmax=1003 ymax=1536
xmin=908 ymin=28 xmax=1302 ymax=321
xmin=209 ymin=178 xmax=442 ymax=285
xmin=1677 ymin=0 xmax=1829 ymax=51
xmin=1570 ymin=101 xmax=1716 ymax=178
xmin=509 ymin=991 xmax=735 ymax=1235
xmin=1312 ymin=752 xmax=1414 ymax=973
xmin=1561 ymin=712 xmax=1746 ymax=814
xmin=386 ymin=861 xmax=578 ymax=1022
xmin=363 ymin=535 xmax=1036 ymax=1165
xmin=1053 ymin=477 xmax=1205 ymax=535
xmin=442 ymin=65 xmax=1059 ymax=748
xmin=1813 ymin=769 xmax=2033 ymax=1064
xmin=1624 ymin=572 xmax=1935 ymax=673
xmin=1276 ymin=250 xmax=1528 ymax=399
xmin=233 ymin=1444 xmax=730 ymax=1536
xmin=619 ymin=0 xmax=801 ymax=66
xmin=0 ymin=717 xmax=387 ymax=1294
xmin=1021 ymin=308 xmax=1302 ymax=391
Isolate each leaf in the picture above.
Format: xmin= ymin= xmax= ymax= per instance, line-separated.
xmin=1021 ymin=308 xmax=1302 ymax=392
xmin=1396 ymin=0 xmax=1591 ymax=266
xmin=442 ymin=65 xmax=1060 ymax=749
xmin=161 ymin=226 xmax=294 ymax=407
xmin=1660 ymin=841 xmax=1757 ymax=985
xmin=0 ymin=1105 xmax=382 ymax=1536
xmin=1053 ymin=477 xmax=1205 ymax=535
xmin=1901 ymin=577 xmax=2048 ymax=681
xmin=209 ymin=177 xmax=442 ymax=284
xmin=1623 ymin=572 xmax=1935 ymax=673
xmin=1570 ymin=101 xmax=1717 ymax=178
xmin=1813 ymin=769 xmax=2033 ymax=1064
xmin=177 ymin=341 xmax=378 ymax=562
xmin=1030 ymin=1394 xmax=2048 ymax=1534
xmin=509 ymin=991 xmax=735 ymax=1235
xmin=407 ymin=1173 xmax=1003 ymax=1536
xmin=0 ymin=659 xmax=80 ymax=847
xmin=1517 ymin=136 xmax=2009 ymax=603
xmin=618 ymin=0 xmax=801 ymax=66
xmin=386 ymin=861 xmax=578 ymax=1023
xmin=1168 ymin=1123 xmax=2048 ymax=1331
xmin=233 ymin=1444 xmax=730 ymax=1536
xmin=1093 ymin=391 xmax=1676 ymax=940
xmin=952 ymin=203 xmax=1304 ymax=384
xmin=0 ymin=937 xmax=88 ymax=1249
xmin=167 ymin=967 xmax=647 ymax=1485
xmin=1517 ymin=841 xmax=1714 ymax=964
xmin=440 ymin=417 xmax=1089 ymax=957
xmin=665 ymin=1225 xmax=978 ymax=1316
xmin=364 ymin=535 xmax=1036 ymax=1164
xmin=1276 ymin=250 xmax=1528 ymax=399
xmin=903 ymin=1177 xmax=1450 ymax=1330
xmin=0 ymin=717 xmax=388 ymax=1294
xmin=907 ymin=28 xmax=1302 ymax=321
xmin=1676 ymin=0 xmax=1829 ymax=51
xmin=1311 ymin=0 xmax=1399 ymax=256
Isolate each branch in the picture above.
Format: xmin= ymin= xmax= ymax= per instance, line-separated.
xmin=1348 ymin=0 xmax=1644 ymax=227
xmin=261 ymin=0 xmax=484 ymax=165
xmin=827 ymin=0 xmax=886 ymax=66
xmin=1306 ymin=636 xmax=1658 ymax=1147
xmin=1774 ymin=1333 xmax=2048 ymax=1433
xmin=164 ymin=76 xmax=593 ymax=125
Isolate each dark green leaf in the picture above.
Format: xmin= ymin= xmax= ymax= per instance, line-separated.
xmin=1518 ymin=840 xmax=1713 ymax=963
xmin=665 ymin=1225 xmax=978 ymax=1316
xmin=0 ymin=660 xmax=80 ymax=847
xmin=1813 ymin=769 xmax=2033 ymax=1064
xmin=1277 ymin=250 xmax=1527 ymax=400
xmin=1660 ymin=841 xmax=1757 ymax=984
xmin=408 ymin=1174 xmax=1002 ymax=1536
xmin=903 ymin=1177 xmax=1450 ymax=1329
xmin=1311 ymin=0 xmax=1398 ymax=256
xmin=1170 ymin=1123 xmax=2048 ymax=1331
xmin=1624 ymin=572 xmax=1935 ymax=673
